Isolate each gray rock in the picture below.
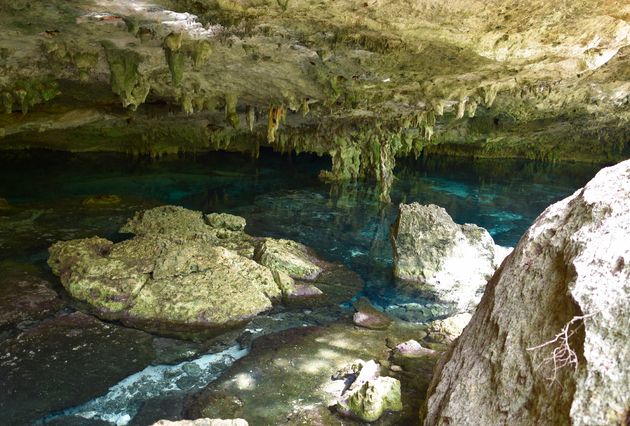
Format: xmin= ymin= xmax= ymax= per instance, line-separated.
xmin=391 ymin=203 xmax=510 ymax=311
xmin=423 ymin=160 xmax=630 ymax=426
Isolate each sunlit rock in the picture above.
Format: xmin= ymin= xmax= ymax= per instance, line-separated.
xmin=423 ymin=159 xmax=630 ymax=426
xmin=391 ymin=203 xmax=510 ymax=311
xmin=352 ymin=297 xmax=393 ymax=330
xmin=336 ymin=360 xmax=403 ymax=422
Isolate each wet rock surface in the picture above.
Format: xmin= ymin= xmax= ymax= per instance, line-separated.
xmin=185 ymin=318 xmax=442 ymax=425
xmin=391 ymin=203 xmax=509 ymax=311
xmin=48 ymin=206 xmax=360 ymax=338
xmin=424 ymin=160 xmax=630 ymax=425
xmin=0 ymin=311 xmax=156 ymax=425
xmin=0 ymin=261 xmax=63 ymax=334
xmin=353 ymin=297 xmax=393 ymax=330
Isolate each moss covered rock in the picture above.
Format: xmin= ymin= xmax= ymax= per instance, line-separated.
xmin=254 ymin=238 xmax=323 ymax=280
xmin=48 ymin=206 xmax=284 ymax=336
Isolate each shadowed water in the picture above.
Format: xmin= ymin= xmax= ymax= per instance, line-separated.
xmin=0 ymin=149 xmax=600 ymax=308
xmin=0 ymin=149 xmax=602 ymax=424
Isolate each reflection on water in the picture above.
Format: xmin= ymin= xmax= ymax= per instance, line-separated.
xmin=0 ymin=149 xmax=600 ymax=309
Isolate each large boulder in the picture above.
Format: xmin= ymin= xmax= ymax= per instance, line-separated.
xmin=48 ymin=206 xmax=282 ymax=336
xmin=391 ymin=203 xmax=510 ymax=311
xmin=48 ymin=206 xmax=362 ymax=337
xmin=423 ymin=160 xmax=630 ymax=426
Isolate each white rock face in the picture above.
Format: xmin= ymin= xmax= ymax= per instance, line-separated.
xmin=423 ymin=160 xmax=630 ymax=426
xmin=391 ymin=203 xmax=510 ymax=311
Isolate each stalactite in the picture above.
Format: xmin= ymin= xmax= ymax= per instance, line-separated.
xmin=246 ymin=106 xmax=256 ymax=133
xmin=225 ymin=93 xmax=240 ymax=129
xmin=267 ymin=105 xmax=285 ymax=143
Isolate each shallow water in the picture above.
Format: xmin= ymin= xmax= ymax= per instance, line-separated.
xmin=0 ymin=149 xmax=602 ymax=424
xmin=0 ymin=149 xmax=600 ymax=308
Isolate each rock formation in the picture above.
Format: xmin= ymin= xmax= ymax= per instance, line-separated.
xmin=391 ymin=203 xmax=509 ymax=311
xmin=423 ymin=159 xmax=630 ymax=425
xmin=48 ymin=205 xmax=360 ymax=337
xmin=0 ymin=1 xmax=628 ymax=201
xmin=336 ymin=360 xmax=403 ymax=422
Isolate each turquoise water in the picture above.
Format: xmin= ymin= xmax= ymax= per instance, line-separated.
xmin=0 ymin=149 xmax=600 ymax=309
xmin=0 ymin=149 xmax=602 ymax=424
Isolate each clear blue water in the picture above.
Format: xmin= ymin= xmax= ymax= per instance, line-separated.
xmin=0 ymin=149 xmax=600 ymax=309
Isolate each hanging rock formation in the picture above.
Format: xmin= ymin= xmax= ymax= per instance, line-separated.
xmin=391 ymin=203 xmax=510 ymax=311
xmin=0 ymin=0 xmax=628 ymax=201
xmin=423 ymin=159 xmax=630 ymax=425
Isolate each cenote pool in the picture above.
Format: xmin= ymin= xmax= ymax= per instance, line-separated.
xmin=0 ymin=149 xmax=601 ymax=305
xmin=0 ymin=149 xmax=602 ymax=425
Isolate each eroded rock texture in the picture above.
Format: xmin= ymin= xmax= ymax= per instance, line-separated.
xmin=423 ymin=160 xmax=630 ymax=425
xmin=48 ymin=205 xmax=360 ymax=337
xmin=0 ymin=0 xmax=628 ymax=199
xmin=391 ymin=203 xmax=509 ymax=311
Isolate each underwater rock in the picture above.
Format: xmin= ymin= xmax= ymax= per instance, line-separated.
xmin=423 ymin=160 xmax=630 ymax=426
xmin=352 ymin=297 xmax=392 ymax=330
xmin=254 ymin=238 xmax=323 ymax=280
xmin=152 ymin=419 xmax=248 ymax=426
xmin=312 ymin=265 xmax=364 ymax=305
xmin=0 ymin=261 xmax=63 ymax=332
xmin=0 ymin=197 xmax=10 ymax=210
xmin=335 ymin=359 xmax=403 ymax=422
xmin=186 ymin=319 xmax=432 ymax=425
xmin=391 ymin=203 xmax=510 ymax=311
xmin=0 ymin=311 xmax=155 ymax=425
xmin=81 ymin=194 xmax=122 ymax=207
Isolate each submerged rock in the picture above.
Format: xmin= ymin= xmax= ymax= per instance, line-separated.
xmin=352 ymin=297 xmax=392 ymax=330
xmin=0 ymin=311 xmax=155 ymax=425
xmin=423 ymin=160 xmax=630 ymax=426
xmin=82 ymin=194 xmax=122 ymax=207
xmin=152 ymin=420 xmax=248 ymax=426
xmin=0 ymin=261 xmax=63 ymax=333
xmin=391 ymin=203 xmax=510 ymax=311
xmin=0 ymin=197 xmax=11 ymax=210
xmin=186 ymin=319 xmax=435 ymax=425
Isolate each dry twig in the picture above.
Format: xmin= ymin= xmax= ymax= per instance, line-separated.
xmin=527 ymin=312 xmax=599 ymax=382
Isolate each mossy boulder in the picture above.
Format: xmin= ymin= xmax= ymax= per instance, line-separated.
xmin=339 ymin=376 xmax=403 ymax=422
xmin=47 ymin=205 xmax=362 ymax=337
xmin=48 ymin=206 xmax=285 ymax=337
xmin=254 ymin=238 xmax=323 ymax=280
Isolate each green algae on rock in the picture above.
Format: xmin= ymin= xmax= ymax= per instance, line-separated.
xmin=48 ymin=205 xmax=362 ymax=337
xmin=0 ymin=0 xmax=628 ymax=204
